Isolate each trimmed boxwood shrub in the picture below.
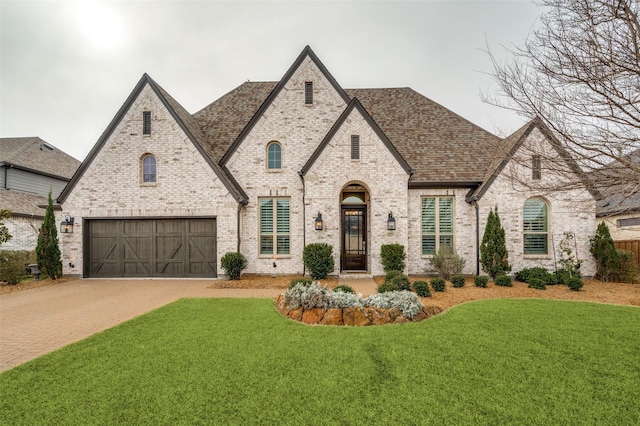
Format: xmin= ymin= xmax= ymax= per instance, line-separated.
xmin=527 ymin=278 xmax=547 ymax=290
xmin=380 ymin=244 xmax=406 ymax=273
xmin=390 ymin=273 xmax=411 ymax=291
xmin=451 ymin=275 xmax=465 ymax=288
xmin=567 ymin=277 xmax=584 ymax=291
xmin=412 ymin=280 xmax=431 ymax=297
xmin=378 ymin=281 xmax=399 ymax=293
xmin=495 ymin=275 xmax=512 ymax=287
xmin=430 ymin=278 xmax=446 ymax=292
xmin=474 ymin=275 xmax=488 ymax=288
xmin=334 ymin=284 xmax=354 ymax=293
xmin=220 ymin=252 xmax=248 ymax=280
xmin=289 ymin=277 xmax=313 ymax=289
xmin=303 ymin=243 xmax=335 ymax=280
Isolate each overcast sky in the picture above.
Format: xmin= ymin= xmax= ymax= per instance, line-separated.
xmin=1 ymin=0 xmax=541 ymax=161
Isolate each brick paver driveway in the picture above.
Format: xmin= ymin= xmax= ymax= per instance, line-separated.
xmin=0 ymin=279 xmax=282 ymax=372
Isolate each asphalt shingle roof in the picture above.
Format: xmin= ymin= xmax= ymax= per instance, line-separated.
xmin=0 ymin=137 xmax=81 ymax=179
xmin=0 ymin=189 xmax=47 ymax=218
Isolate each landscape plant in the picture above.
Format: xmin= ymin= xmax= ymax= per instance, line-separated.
xmin=412 ymin=280 xmax=431 ymax=297
xmin=567 ymin=277 xmax=584 ymax=291
xmin=474 ymin=276 xmax=489 ymax=288
xmin=303 ymin=243 xmax=335 ymax=280
xmin=451 ymin=275 xmax=465 ymax=288
xmin=220 ymin=252 xmax=248 ymax=280
xmin=495 ymin=275 xmax=512 ymax=287
xmin=0 ymin=250 xmax=34 ymax=284
xmin=0 ymin=209 xmax=12 ymax=247
xmin=35 ymin=193 xmax=61 ymax=280
xmin=430 ymin=278 xmax=446 ymax=292
xmin=557 ymin=232 xmax=582 ymax=279
xmin=480 ymin=207 xmax=511 ymax=279
xmin=428 ymin=246 xmax=466 ymax=280
xmin=527 ymin=278 xmax=546 ymax=290
xmin=333 ymin=285 xmax=354 ymax=293
xmin=590 ymin=222 xmax=620 ymax=281
xmin=380 ymin=243 xmax=406 ymax=273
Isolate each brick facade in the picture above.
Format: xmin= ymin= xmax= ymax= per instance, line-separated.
xmin=2 ymin=216 xmax=41 ymax=252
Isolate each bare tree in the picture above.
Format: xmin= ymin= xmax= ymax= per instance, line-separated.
xmin=485 ymin=0 xmax=640 ymax=210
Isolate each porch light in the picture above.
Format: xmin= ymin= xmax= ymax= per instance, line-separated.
xmin=387 ymin=212 xmax=396 ymax=231
xmin=60 ymin=215 xmax=74 ymax=234
xmin=315 ymin=212 xmax=323 ymax=231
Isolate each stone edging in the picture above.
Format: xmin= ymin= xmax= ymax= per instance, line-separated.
xmin=275 ymin=294 xmax=445 ymax=326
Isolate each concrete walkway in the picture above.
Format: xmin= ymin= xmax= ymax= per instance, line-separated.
xmin=0 ymin=277 xmax=377 ymax=372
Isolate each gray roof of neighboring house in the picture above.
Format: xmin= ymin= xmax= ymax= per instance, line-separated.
xmin=0 ymin=137 xmax=81 ymax=180
xmin=193 ymin=83 xmax=502 ymax=186
xmin=0 ymin=189 xmax=47 ymax=218
xmin=594 ymin=149 xmax=640 ymax=217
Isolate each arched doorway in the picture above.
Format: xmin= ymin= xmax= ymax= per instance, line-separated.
xmin=341 ymin=183 xmax=368 ymax=271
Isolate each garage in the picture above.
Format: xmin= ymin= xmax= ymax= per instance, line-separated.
xmin=85 ymin=218 xmax=217 ymax=278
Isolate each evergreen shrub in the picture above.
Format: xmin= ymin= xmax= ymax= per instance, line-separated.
xmin=378 ymin=281 xmax=399 ymax=293
xmin=495 ymin=275 xmax=512 ymax=287
xmin=567 ymin=277 xmax=584 ymax=291
xmin=303 ymin=243 xmax=335 ymax=280
xmin=380 ymin=244 xmax=406 ymax=273
xmin=0 ymin=250 xmax=34 ymax=284
xmin=412 ymin=280 xmax=431 ymax=297
xmin=480 ymin=207 xmax=511 ymax=279
xmin=220 ymin=252 xmax=248 ymax=280
xmin=334 ymin=284 xmax=355 ymax=293
xmin=390 ymin=273 xmax=411 ymax=291
xmin=527 ymin=278 xmax=546 ymax=290
xmin=451 ymin=275 xmax=465 ymax=288
xmin=430 ymin=278 xmax=446 ymax=292
xmin=289 ymin=277 xmax=313 ymax=289
xmin=474 ymin=275 xmax=489 ymax=288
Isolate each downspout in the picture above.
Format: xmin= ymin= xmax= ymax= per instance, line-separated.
xmin=298 ymin=171 xmax=306 ymax=276
xmin=472 ymin=199 xmax=480 ymax=276
xmin=237 ymin=199 xmax=247 ymax=252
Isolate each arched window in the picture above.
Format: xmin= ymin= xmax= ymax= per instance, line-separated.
xmin=267 ymin=142 xmax=281 ymax=170
xmin=523 ymin=197 xmax=548 ymax=255
xmin=142 ymin=154 xmax=156 ymax=183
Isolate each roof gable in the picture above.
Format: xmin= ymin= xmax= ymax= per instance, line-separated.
xmin=58 ymin=74 xmax=247 ymax=204
xmin=300 ymin=98 xmax=412 ymax=176
xmin=218 ymin=45 xmax=351 ymax=166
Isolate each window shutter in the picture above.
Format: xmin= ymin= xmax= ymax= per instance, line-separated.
xmin=351 ymin=135 xmax=360 ymax=160
xmin=523 ymin=199 xmax=547 ymax=232
xmin=143 ymin=111 xmax=151 ymax=135
xmin=421 ymin=198 xmax=436 ymax=234
xmin=260 ymin=199 xmax=273 ymax=233
xmin=439 ymin=197 xmax=454 ymax=234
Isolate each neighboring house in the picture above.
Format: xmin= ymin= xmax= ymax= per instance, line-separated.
xmin=595 ymin=149 xmax=640 ymax=241
xmin=57 ymin=46 xmax=597 ymax=278
xmin=0 ymin=137 xmax=81 ymax=251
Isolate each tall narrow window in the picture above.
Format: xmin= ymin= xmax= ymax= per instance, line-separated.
xmin=532 ymin=155 xmax=541 ymax=180
xmin=421 ymin=197 xmax=454 ymax=255
xmin=260 ymin=198 xmax=290 ymax=255
xmin=142 ymin=154 xmax=156 ymax=183
xmin=267 ymin=142 xmax=282 ymax=170
xmin=351 ymin=135 xmax=360 ymax=160
xmin=523 ymin=197 xmax=548 ymax=254
xmin=305 ymin=82 xmax=313 ymax=104
xmin=143 ymin=111 xmax=151 ymax=135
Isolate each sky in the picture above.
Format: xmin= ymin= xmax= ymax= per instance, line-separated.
xmin=1 ymin=0 xmax=542 ymax=162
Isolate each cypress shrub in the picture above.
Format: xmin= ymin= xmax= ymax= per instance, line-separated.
xmin=480 ymin=207 xmax=511 ymax=279
xmin=36 ymin=193 xmax=62 ymax=279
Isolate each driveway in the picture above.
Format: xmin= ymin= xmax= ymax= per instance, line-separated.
xmin=0 ymin=279 xmax=283 ymax=372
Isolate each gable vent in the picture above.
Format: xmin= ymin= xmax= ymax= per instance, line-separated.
xmin=351 ymin=135 xmax=360 ymax=160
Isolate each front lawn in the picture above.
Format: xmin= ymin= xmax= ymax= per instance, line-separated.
xmin=1 ymin=298 xmax=638 ymax=425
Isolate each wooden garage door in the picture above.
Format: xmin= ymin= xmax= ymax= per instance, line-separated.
xmin=87 ymin=218 xmax=217 ymax=278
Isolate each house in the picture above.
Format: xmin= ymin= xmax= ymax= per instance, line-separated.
xmin=0 ymin=137 xmax=81 ymax=251
xmin=57 ymin=46 xmax=597 ymax=278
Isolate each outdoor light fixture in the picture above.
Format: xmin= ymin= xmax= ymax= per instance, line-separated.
xmin=315 ymin=212 xmax=323 ymax=231
xmin=387 ymin=212 xmax=396 ymax=231
xmin=60 ymin=215 xmax=74 ymax=234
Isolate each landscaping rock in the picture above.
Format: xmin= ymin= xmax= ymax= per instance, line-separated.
xmin=320 ymin=308 xmax=343 ymax=325
xmin=288 ymin=307 xmax=303 ymax=321
xmin=370 ymin=307 xmax=392 ymax=325
xmin=302 ymin=308 xmax=325 ymax=324
xmin=343 ymin=307 xmax=371 ymax=326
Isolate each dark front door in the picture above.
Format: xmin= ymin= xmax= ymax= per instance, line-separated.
xmin=342 ymin=206 xmax=366 ymax=270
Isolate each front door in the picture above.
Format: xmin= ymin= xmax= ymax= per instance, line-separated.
xmin=342 ymin=206 xmax=367 ymax=270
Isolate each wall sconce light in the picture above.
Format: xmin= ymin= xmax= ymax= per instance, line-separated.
xmin=60 ymin=215 xmax=74 ymax=234
xmin=315 ymin=212 xmax=323 ymax=231
xmin=387 ymin=212 xmax=396 ymax=231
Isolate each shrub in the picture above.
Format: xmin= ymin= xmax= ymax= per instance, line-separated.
xmin=289 ymin=277 xmax=313 ymax=289
xmin=334 ymin=284 xmax=354 ymax=293
xmin=380 ymin=244 xmax=406 ymax=273
xmin=0 ymin=250 xmax=34 ymax=284
xmin=527 ymin=278 xmax=547 ymax=290
xmin=567 ymin=277 xmax=584 ymax=291
xmin=364 ymin=291 xmax=424 ymax=319
xmin=495 ymin=275 xmax=512 ymax=287
xmin=390 ymin=273 xmax=411 ymax=291
xmin=480 ymin=207 xmax=511 ymax=279
xmin=516 ymin=267 xmax=550 ymax=283
xmin=430 ymin=278 xmax=446 ymax=292
xmin=474 ymin=275 xmax=489 ymax=288
xmin=285 ymin=282 xmax=331 ymax=310
xmin=384 ymin=270 xmax=403 ymax=283
xmin=303 ymin=243 xmax=335 ymax=280
xmin=220 ymin=252 xmax=248 ymax=280
xmin=615 ymin=250 xmax=639 ymax=283
xmin=412 ymin=280 xmax=431 ymax=297
xmin=36 ymin=193 xmax=62 ymax=280
xmin=378 ymin=281 xmax=399 ymax=293
xmin=451 ymin=275 xmax=465 ymax=288
xmin=428 ymin=246 xmax=466 ymax=280
xmin=327 ymin=291 xmax=363 ymax=309
xmin=590 ymin=222 xmax=619 ymax=281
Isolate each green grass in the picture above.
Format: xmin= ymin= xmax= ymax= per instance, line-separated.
xmin=1 ymin=299 xmax=639 ymax=425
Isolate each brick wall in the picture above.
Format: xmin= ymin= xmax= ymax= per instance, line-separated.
xmin=60 ymin=84 xmax=239 ymax=276
xmin=2 ymin=217 xmax=41 ymax=251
